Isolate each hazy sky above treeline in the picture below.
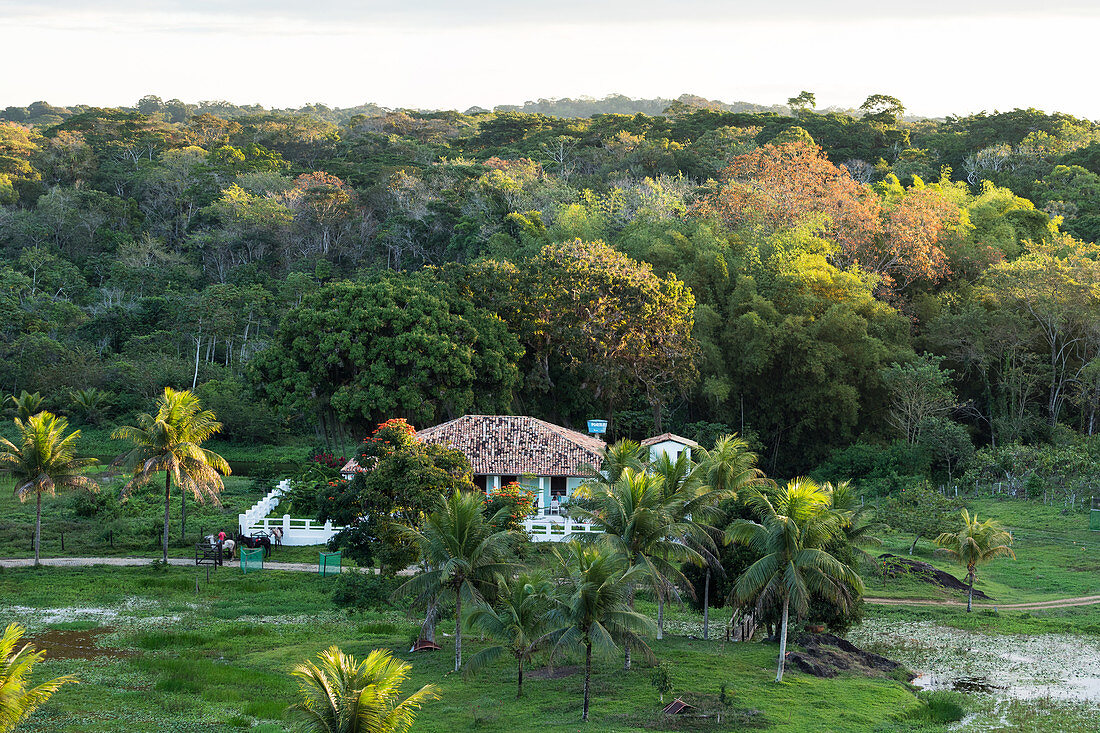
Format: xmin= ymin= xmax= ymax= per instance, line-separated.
xmin=3 ymin=0 xmax=1099 ymax=117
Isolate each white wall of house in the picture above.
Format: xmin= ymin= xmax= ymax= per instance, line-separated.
xmin=647 ymin=439 xmax=693 ymax=463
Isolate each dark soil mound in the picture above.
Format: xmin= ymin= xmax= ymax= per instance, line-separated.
xmin=878 ymin=553 xmax=991 ymax=599
xmin=787 ymin=633 xmax=906 ymax=679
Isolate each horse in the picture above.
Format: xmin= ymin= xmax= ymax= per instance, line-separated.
xmin=236 ymin=533 xmax=272 ymax=558
xmin=202 ymin=535 xmax=236 ymax=564
xmin=269 ymin=527 xmax=283 ymax=547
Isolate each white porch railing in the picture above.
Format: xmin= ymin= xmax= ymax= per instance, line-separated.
xmin=521 ymin=515 xmax=599 ymax=542
xmin=239 ymin=479 xmax=345 ymax=547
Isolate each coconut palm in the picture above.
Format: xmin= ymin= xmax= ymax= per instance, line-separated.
xmin=397 ymin=489 xmax=520 ymax=672
xmin=69 ymin=388 xmax=111 ymax=426
xmin=7 ymin=391 xmax=43 ymax=422
xmin=547 ymin=540 xmax=655 ymax=722
xmin=697 ymin=434 xmax=766 ymax=503
xmin=727 ymin=478 xmax=863 ymax=682
xmin=574 ymin=439 xmax=647 ymax=498
xmin=934 ymin=509 xmax=1015 ymax=612
xmin=0 ymin=412 xmax=97 ymax=566
xmin=464 ymin=572 xmax=553 ymax=697
xmin=695 ymin=434 xmax=767 ymax=638
xmin=112 ymin=387 xmax=230 ymax=563
xmin=288 ymin=646 xmax=438 ymax=733
xmin=0 ymin=622 xmax=78 ymax=732
xmin=823 ymin=480 xmax=882 ymax=567
xmin=569 ymin=467 xmax=704 ymax=666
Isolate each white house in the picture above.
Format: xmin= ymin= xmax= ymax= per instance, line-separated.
xmin=341 ymin=415 xmax=608 ymax=540
xmin=641 ymin=432 xmax=699 ymax=463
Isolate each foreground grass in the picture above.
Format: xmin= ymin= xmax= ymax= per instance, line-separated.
xmin=1 ymin=565 xmax=924 ymax=733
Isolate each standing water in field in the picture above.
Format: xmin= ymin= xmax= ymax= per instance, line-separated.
xmin=849 ymin=619 xmax=1100 ymax=703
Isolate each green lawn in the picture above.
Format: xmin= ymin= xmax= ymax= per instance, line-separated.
xmin=870 ymin=497 xmax=1100 ymax=604
xmin=1 ymin=565 xmax=925 ymax=733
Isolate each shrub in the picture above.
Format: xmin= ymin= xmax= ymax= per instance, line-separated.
xmin=330 ymin=572 xmax=404 ymax=611
xmin=922 ymin=690 xmax=967 ymax=723
xmin=484 ymin=481 xmax=536 ymax=531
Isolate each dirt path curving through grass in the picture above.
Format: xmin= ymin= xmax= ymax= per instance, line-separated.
xmin=0 ymin=556 xmax=336 ymax=573
xmin=866 ymin=595 xmax=1100 ymax=610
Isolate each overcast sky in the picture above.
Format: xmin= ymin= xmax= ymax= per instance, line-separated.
xmin=2 ymin=1 xmax=1098 ymax=118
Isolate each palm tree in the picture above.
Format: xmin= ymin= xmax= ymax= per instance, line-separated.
xmin=397 ymin=489 xmax=520 ymax=672
xmin=7 ymin=391 xmax=43 ymax=422
xmin=569 ymin=467 xmax=704 ymax=666
xmin=464 ymin=572 xmax=553 ymax=697
xmin=0 ymin=622 xmax=78 ymax=732
xmin=0 ymin=412 xmax=97 ymax=566
xmin=934 ymin=509 xmax=1015 ymax=612
xmin=823 ymin=480 xmax=882 ymax=567
xmin=727 ymin=478 xmax=863 ymax=682
xmin=547 ymin=540 xmax=654 ymax=722
xmin=69 ymin=388 xmax=110 ymax=426
xmin=112 ymin=387 xmax=230 ymax=563
xmin=695 ymin=434 xmax=767 ymax=639
xmin=288 ymin=646 xmax=438 ymax=733
xmin=574 ymin=439 xmax=647 ymax=498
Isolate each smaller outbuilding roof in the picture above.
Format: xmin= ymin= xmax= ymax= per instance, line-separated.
xmin=661 ymin=698 xmax=694 ymax=715
xmin=641 ymin=432 xmax=700 ymax=448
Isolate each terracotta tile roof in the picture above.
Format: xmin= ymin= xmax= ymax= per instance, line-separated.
xmin=342 ymin=415 xmax=605 ymax=477
xmin=418 ymin=415 xmax=605 ymax=476
xmin=641 ymin=432 xmax=700 ymax=448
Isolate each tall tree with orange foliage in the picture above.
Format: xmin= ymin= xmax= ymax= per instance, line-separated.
xmin=699 ymin=141 xmax=957 ymax=294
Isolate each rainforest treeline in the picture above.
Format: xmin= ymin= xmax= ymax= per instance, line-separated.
xmin=4 ymin=92 xmax=1100 ymax=481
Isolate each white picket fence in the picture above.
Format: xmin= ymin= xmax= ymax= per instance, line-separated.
xmin=239 ymin=480 xmax=345 ymax=546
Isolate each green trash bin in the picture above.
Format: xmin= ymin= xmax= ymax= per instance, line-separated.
xmin=319 ymin=551 xmax=342 ymax=577
xmin=240 ymin=547 xmax=264 ymax=574
xmin=1090 ymin=509 xmax=1100 ymax=532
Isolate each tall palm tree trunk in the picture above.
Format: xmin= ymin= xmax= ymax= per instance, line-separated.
xmin=34 ymin=491 xmax=42 ymax=567
xmin=582 ymin=639 xmax=592 ymax=721
xmin=454 ymin=592 xmax=462 ymax=673
xmin=420 ymin=595 xmax=440 ymax=643
xmin=517 ymin=657 xmax=524 ymax=698
xmin=181 ymin=486 xmax=186 ymax=541
xmin=162 ymin=471 xmax=171 ymax=564
xmin=656 ymin=593 xmax=664 ymax=640
xmin=775 ymin=596 xmax=789 ymax=683
xmin=702 ymin=569 xmax=711 ymax=640
xmin=967 ymin=567 xmax=974 ymax=613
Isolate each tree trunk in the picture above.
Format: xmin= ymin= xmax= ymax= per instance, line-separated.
xmin=454 ymin=591 xmax=463 ymax=673
xmin=517 ymin=656 xmax=524 ymax=698
xmin=967 ymin=568 xmax=974 ymax=613
xmin=909 ymin=535 xmax=919 ymax=555
xmin=583 ymin=639 xmax=592 ymax=721
xmin=181 ymin=486 xmax=186 ymax=541
xmin=703 ymin=569 xmax=711 ymax=640
xmin=656 ymin=592 xmax=664 ymax=640
xmin=163 ymin=471 xmax=171 ymax=564
xmin=192 ymin=333 xmax=201 ymax=391
xmin=624 ymin=586 xmax=634 ymax=670
xmin=34 ymin=491 xmax=42 ymax=567
xmin=420 ymin=595 xmax=440 ymax=643
xmin=775 ymin=597 xmax=789 ymax=682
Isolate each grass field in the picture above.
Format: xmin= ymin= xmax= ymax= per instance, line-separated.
xmin=1 ymin=565 xmax=926 ymax=733
xmin=3 ymin=487 xmax=1100 ymax=731
xmin=869 ymin=497 xmax=1100 ymax=605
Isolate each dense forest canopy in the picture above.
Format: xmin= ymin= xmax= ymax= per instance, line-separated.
xmin=4 ymin=91 xmax=1100 ymax=477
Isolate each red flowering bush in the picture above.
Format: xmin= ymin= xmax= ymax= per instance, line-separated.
xmin=310 ymin=452 xmax=348 ymax=469
xmin=484 ymin=481 xmax=537 ymax=532
xmin=355 ymin=418 xmax=419 ymax=465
